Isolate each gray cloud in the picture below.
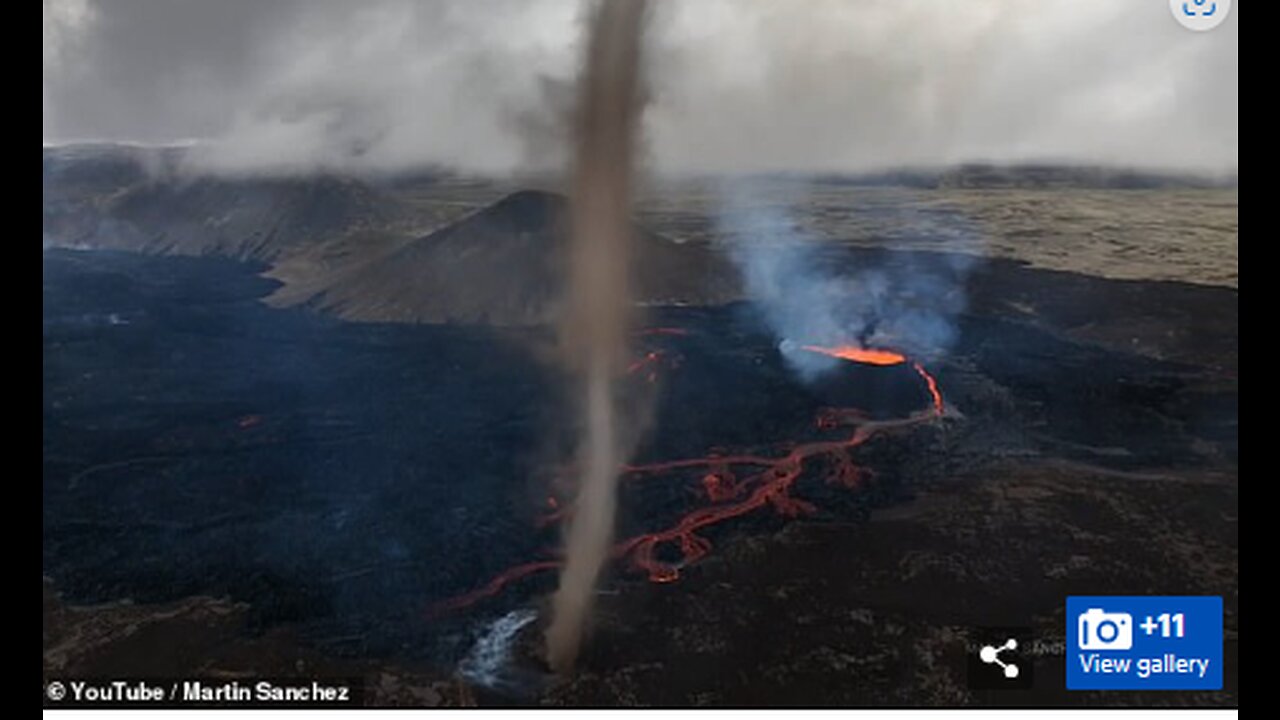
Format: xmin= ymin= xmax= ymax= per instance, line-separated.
xmin=43 ymin=0 xmax=1238 ymax=175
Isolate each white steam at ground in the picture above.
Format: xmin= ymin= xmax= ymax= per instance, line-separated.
xmin=458 ymin=608 xmax=539 ymax=691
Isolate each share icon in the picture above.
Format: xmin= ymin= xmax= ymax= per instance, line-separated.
xmin=979 ymin=638 xmax=1021 ymax=679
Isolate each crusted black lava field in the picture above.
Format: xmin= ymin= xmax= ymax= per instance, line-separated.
xmin=43 ymin=248 xmax=1236 ymax=706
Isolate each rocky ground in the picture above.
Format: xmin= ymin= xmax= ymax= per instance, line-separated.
xmin=43 ymin=244 xmax=1236 ymax=706
xmin=43 ymin=146 xmax=1237 ymax=706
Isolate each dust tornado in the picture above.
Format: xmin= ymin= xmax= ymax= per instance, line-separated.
xmin=545 ymin=0 xmax=648 ymax=673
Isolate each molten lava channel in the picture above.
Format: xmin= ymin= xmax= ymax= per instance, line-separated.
xmin=800 ymin=344 xmax=907 ymax=366
xmin=426 ymin=338 xmax=945 ymax=617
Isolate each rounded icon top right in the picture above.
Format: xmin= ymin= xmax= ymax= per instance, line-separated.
xmin=1170 ymin=0 xmax=1231 ymax=32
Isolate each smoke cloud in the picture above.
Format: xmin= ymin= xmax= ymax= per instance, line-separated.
xmin=44 ymin=0 xmax=1237 ymax=175
xmin=717 ymin=179 xmax=978 ymax=380
xmin=545 ymin=0 xmax=648 ymax=673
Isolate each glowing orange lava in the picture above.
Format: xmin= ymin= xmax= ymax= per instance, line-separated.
xmin=912 ymin=362 xmax=946 ymax=415
xmin=626 ymin=350 xmax=665 ymax=383
xmin=424 ymin=333 xmax=947 ymax=617
xmin=800 ymin=344 xmax=906 ymax=366
xmin=425 ymin=560 xmax=561 ymax=618
xmin=803 ymin=344 xmax=945 ymax=415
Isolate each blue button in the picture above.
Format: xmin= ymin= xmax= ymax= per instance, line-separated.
xmin=1066 ymin=596 xmax=1223 ymax=690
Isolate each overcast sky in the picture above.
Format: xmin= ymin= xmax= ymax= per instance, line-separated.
xmin=43 ymin=0 xmax=1238 ymax=175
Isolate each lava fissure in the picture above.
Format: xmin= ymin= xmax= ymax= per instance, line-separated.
xmin=800 ymin=344 xmax=909 ymax=366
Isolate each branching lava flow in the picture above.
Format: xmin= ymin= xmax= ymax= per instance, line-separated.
xmin=425 ymin=336 xmax=946 ymax=617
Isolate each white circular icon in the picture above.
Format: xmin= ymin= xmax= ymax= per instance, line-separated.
xmin=46 ymin=681 xmax=66 ymax=701
xmin=1169 ymin=0 xmax=1231 ymax=32
xmin=979 ymin=638 xmax=1021 ymax=679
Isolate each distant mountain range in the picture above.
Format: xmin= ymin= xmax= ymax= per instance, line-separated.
xmin=42 ymin=143 xmax=1236 ymax=325
xmin=42 ymin=144 xmax=741 ymax=325
xmin=915 ymin=164 xmax=1226 ymax=189
xmin=44 ymin=144 xmax=404 ymax=260
xmin=801 ymin=164 xmax=1236 ymax=189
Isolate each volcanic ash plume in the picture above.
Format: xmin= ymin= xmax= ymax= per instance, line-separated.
xmin=545 ymin=0 xmax=648 ymax=674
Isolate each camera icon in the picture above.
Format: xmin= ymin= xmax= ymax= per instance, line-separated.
xmin=1077 ymin=608 xmax=1133 ymax=651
